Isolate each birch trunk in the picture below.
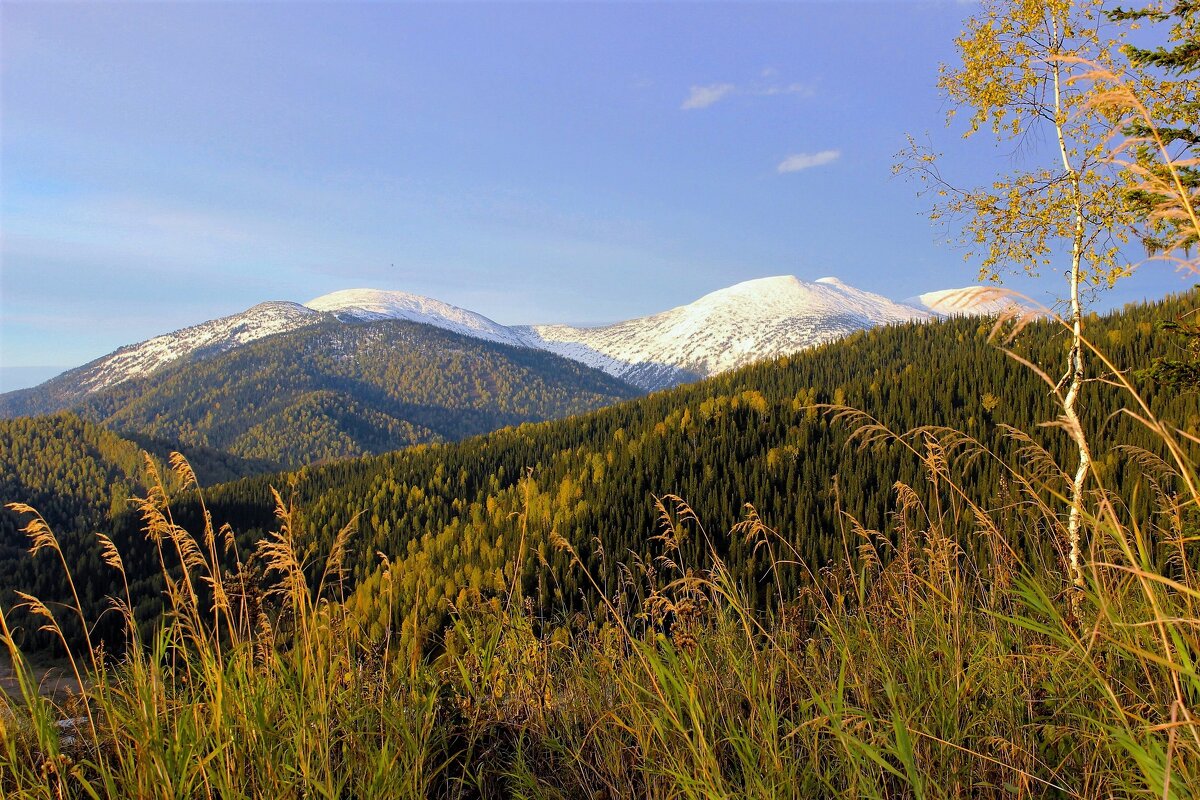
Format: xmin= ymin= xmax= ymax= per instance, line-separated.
xmin=1052 ymin=20 xmax=1091 ymax=594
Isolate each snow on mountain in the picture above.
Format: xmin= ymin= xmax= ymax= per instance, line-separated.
xmin=904 ymin=286 xmax=1024 ymax=318
xmin=3 ymin=275 xmax=1014 ymax=412
xmin=304 ymin=289 xmax=526 ymax=348
xmin=517 ymin=276 xmax=933 ymax=390
xmin=37 ymin=290 xmax=523 ymax=401
xmin=74 ymin=301 xmax=322 ymax=393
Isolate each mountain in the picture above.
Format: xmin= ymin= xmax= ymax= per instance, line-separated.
xmin=904 ymin=286 xmax=1026 ymax=317
xmin=305 ymin=278 xmax=941 ymax=390
xmin=305 ymin=288 xmax=528 ymax=347
xmin=0 ymin=302 xmax=323 ymax=417
xmin=61 ymin=319 xmax=641 ymax=469
xmin=1 ymin=413 xmax=164 ymax=534
xmin=97 ymin=288 xmax=1195 ymax=656
xmin=516 ymin=276 xmax=932 ymax=389
xmin=0 ymin=275 xmax=1005 ymax=417
xmin=9 ymin=288 xmax=1194 ymax=655
xmin=0 ymin=323 xmax=641 ymax=647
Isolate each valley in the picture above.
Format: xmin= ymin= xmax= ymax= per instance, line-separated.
xmin=4 ymin=287 xmax=1194 ymax=657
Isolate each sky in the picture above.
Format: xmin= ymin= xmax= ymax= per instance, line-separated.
xmin=1 ymin=1 xmax=1193 ymax=390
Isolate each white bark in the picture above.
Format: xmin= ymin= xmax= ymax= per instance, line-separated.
xmin=1051 ymin=19 xmax=1091 ymax=593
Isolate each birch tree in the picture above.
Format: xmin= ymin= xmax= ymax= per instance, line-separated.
xmin=899 ymin=0 xmax=1137 ymax=595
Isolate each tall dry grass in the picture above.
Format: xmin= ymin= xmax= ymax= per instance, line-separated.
xmin=1 ymin=454 xmax=444 ymax=799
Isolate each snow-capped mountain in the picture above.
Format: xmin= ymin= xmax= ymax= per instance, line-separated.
xmin=1 ymin=275 xmax=1007 ymax=416
xmin=904 ymin=286 xmax=1023 ymax=318
xmin=304 ymin=289 xmax=527 ymax=348
xmin=74 ymin=301 xmax=323 ymax=393
xmin=0 ymin=302 xmax=324 ymax=417
xmin=516 ymin=276 xmax=932 ymax=389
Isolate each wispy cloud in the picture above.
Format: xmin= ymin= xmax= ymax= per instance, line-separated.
xmin=777 ymin=150 xmax=841 ymax=173
xmin=681 ymin=83 xmax=736 ymax=110
xmin=755 ymin=83 xmax=814 ymax=98
xmin=680 ymin=78 xmax=814 ymax=110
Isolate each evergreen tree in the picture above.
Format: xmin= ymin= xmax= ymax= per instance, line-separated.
xmin=1110 ymin=1 xmax=1199 ymax=253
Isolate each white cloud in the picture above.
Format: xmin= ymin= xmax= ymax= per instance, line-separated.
xmin=680 ymin=83 xmax=736 ymax=110
xmin=755 ymin=82 xmax=814 ymax=98
xmin=777 ymin=150 xmax=841 ymax=173
xmin=681 ymin=77 xmax=814 ymax=110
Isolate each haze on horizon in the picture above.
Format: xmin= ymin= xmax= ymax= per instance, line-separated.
xmin=1 ymin=0 xmax=1192 ymax=392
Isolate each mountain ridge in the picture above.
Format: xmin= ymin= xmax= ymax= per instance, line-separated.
xmin=2 ymin=275 xmax=1008 ymax=414
xmin=34 ymin=319 xmax=642 ymax=470
xmin=304 ymin=288 xmax=528 ymax=348
xmin=514 ymin=276 xmax=934 ymax=388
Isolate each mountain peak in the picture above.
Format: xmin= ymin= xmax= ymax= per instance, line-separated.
xmin=904 ymin=286 xmax=1024 ymax=317
xmin=304 ymin=288 xmax=525 ymax=347
xmin=735 ymin=274 xmax=803 ymax=289
xmin=304 ymin=288 xmax=428 ymax=314
xmin=700 ymin=275 xmax=802 ymax=299
xmin=520 ymin=273 xmax=933 ymax=390
xmin=246 ymin=300 xmax=315 ymax=312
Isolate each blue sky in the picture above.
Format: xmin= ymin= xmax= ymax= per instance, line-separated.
xmin=1 ymin=1 xmax=1191 ymax=388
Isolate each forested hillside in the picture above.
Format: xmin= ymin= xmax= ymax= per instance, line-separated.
xmin=23 ymin=319 xmax=643 ymax=470
xmin=0 ymin=415 xmax=174 ymax=632
xmin=49 ymin=288 xmax=1189 ymax=654
xmin=1 ymin=414 xmax=153 ymax=533
xmin=1 ymin=410 xmax=270 ymax=535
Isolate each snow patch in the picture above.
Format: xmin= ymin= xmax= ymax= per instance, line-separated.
xmin=304 ymin=289 xmax=526 ymax=347
xmin=904 ymin=286 xmax=1023 ymax=317
xmin=516 ymin=275 xmax=933 ymax=390
xmin=78 ymin=302 xmax=321 ymax=393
